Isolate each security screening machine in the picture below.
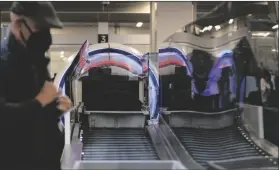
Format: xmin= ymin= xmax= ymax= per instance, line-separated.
xmin=57 ymin=42 xmax=187 ymax=170
xmin=61 ymin=74 xmax=187 ymax=169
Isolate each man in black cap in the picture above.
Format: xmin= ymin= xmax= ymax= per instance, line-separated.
xmin=0 ymin=2 xmax=72 ymax=170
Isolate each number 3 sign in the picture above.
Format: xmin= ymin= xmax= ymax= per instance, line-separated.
xmin=98 ymin=34 xmax=108 ymax=43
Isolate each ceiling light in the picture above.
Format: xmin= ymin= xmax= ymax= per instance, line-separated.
xmin=271 ymin=49 xmax=277 ymax=52
xmin=264 ymin=32 xmax=270 ymax=37
xmin=251 ymin=33 xmax=262 ymax=36
xmin=136 ymin=22 xmax=143 ymax=27
xmin=252 ymin=32 xmax=270 ymax=37
xmin=60 ymin=54 xmax=64 ymax=58
xmin=215 ymin=25 xmax=221 ymax=31
xmin=207 ymin=25 xmax=213 ymax=31
xmin=272 ymin=24 xmax=278 ymax=29
xmin=68 ymin=55 xmax=75 ymax=62
xmin=60 ymin=51 xmax=64 ymax=55
xmin=202 ymin=26 xmax=208 ymax=32
xmin=62 ymin=57 xmax=67 ymax=61
xmin=200 ymin=28 xmax=204 ymax=32
xmin=228 ymin=19 xmax=234 ymax=24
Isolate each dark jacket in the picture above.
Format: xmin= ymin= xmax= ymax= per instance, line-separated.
xmin=0 ymin=33 xmax=63 ymax=169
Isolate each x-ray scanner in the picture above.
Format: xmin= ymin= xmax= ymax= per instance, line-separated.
xmin=55 ymin=41 xmax=185 ymax=170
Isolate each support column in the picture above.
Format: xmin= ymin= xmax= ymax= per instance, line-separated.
xmin=150 ymin=2 xmax=157 ymax=53
xmin=149 ymin=2 xmax=160 ymax=121
xmin=192 ymin=2 xmax=197 ymax=21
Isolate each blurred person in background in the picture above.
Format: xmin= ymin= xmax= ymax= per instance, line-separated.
xmin=0 ymin=2 xmax=72 ymax=170
xmin=260 ymin=70 xmax=272 ymax=106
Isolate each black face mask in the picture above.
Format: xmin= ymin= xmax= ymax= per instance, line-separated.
xmin=20 ymin=19 xmax=52 ymax=65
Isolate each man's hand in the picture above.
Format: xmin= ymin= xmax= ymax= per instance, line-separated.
xmin=35 ymin=81 xmax=60 ymax=107
xmin=57 ymin=96 xmax=73 ymax=112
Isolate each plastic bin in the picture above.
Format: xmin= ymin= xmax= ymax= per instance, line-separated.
xmin=73 ymin=160 xmax=187 ymax=170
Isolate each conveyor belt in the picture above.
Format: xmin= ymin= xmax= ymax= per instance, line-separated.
xmin=81 ymin=128 xmax=159 ymax=160
xmin=208 ymin=157 xmax=278 ymax=170
xmin=173 ymin=125 xmax=270 ymax=168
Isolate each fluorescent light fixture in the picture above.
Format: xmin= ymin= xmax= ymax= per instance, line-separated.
xmin=271 ymin=49 xmax=277 ymax=52
xmin=198 ymin=26 xmax=204 ymax=33
xmin=68 ymin=55 xmax=75 ymax=62
xmin=252 ymin=32 xmax=270 ymax=37
xmin=229 ymin=19 xmax=234 ymax=24
xmin=202 ymin=26 xmax=208 ymax=32
xmin=215 ymin=25 xmax=221 ymax=31
xmin=251 ymin=33 xmax=262 ymax=36
xmin=264 ymin=32 xmax=270 ymax=37
xmin=272 ymin=24 xmax=278 ymax=29
xmin=201 ymin=25 xmax=213 ymax=32
xmin=62 ymin=57 xmax=67 ymax=61
xmin=60 ymin=54 xmax=64 ymax=58
xmin=60 ymin=51 xmax=64 ymax=55
xmin=136 ymin=22 xmax=143 ymax=27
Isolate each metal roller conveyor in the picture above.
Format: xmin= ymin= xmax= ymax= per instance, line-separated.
xmin=162 ymin=109 xmax=278 ymax=169
xmin=62 ymin=111 xmax=186 ymax=169
xmin=207 ymin=156 xmax=278 ymax=170
xmin=82 ymin=128 xmax=159 ymax=160
xmin=173 ymin=125 xmax=266 ymax=168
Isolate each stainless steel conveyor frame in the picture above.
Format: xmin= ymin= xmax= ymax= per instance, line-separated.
xmin=159 ymin=107 xmax=278 ymax=170
xmin=61 ymin=110 xmax=183 ymax=169
xmin=61 ymin=106 xmax=278 ymax=170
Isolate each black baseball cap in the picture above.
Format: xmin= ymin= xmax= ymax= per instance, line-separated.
xmin=11 ymin=1 xmax=63 ymax=29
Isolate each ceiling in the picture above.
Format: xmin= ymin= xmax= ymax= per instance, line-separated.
xmin=196 ymin=2 xmax=220 ymax=18
xmin=0 ymin=2 xmax=221 ymax=24
xmin=190 ymin=2 xmax=278 ymax=28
